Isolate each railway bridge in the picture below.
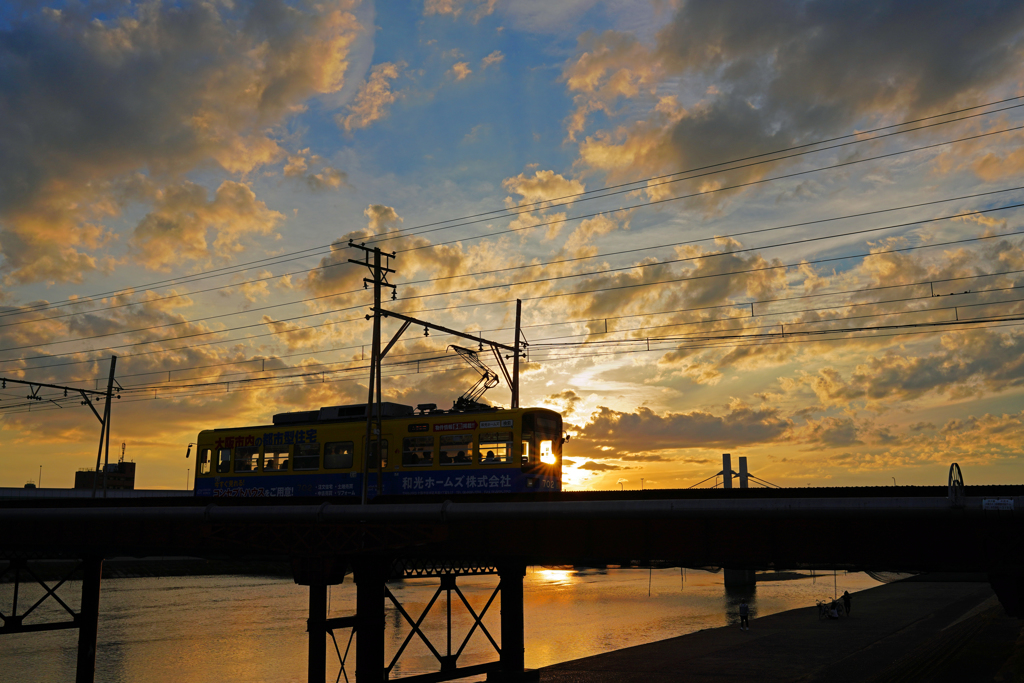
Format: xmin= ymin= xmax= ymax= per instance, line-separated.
xmin=2 ymin=485 xmax=1022 ymax=682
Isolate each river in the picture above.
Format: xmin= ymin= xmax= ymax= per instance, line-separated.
xmin=0 ymin=568 xmax=882 ymax=682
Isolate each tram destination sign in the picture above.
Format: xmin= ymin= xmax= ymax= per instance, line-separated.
xmin=433 ymin=420 xmax=477 ymax=432
xmin=480 ymin=419 xmax=514 ymax=428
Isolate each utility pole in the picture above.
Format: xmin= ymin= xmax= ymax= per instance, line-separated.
xmin=349 ymin=242 xmax=396 ymax=504
xmin=0 ymin=362 xmax=116 ymax=496
xmin=347 ymin=246 xmax=526 ymax=505
xmin=94 ymin=356 xmax=117 ymax=498
xmin=512 ymin=299 xmax=522 ymax=409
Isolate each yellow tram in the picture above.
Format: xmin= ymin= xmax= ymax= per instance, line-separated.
xmin=192 ymin=402 xmax=563 ymax=497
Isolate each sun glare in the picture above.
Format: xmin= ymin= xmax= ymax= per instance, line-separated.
xmin=540 ymin=439 xmax=555 ymax=464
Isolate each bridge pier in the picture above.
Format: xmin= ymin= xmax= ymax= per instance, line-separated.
xmin=75 ymin=556 xmax=103 ymax=683
xmin=292 ymin=557 xmax=350 ymax=683
xmin=723 ymin=569 xmax=756 ymax=586
xmin=354 ymin=557 xmax=388 ymax=683
xmin=491 ymin=561 xmax=534 ymax=682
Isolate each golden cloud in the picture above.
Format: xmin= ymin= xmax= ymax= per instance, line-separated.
xmin=339 ymin=61 xmax=405 ymax=132
xmin=130 ymin=181 xmax=285 ymax=271
xmin=0 ymin=0 xmax=366 ymax=283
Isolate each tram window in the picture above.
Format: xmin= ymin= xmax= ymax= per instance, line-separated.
xmin=234 ymin=446 xmax=259 ymax=473
xmin=539 ymin=440 xmax=555 ymax=465
xmin=217 ymin=449 xmax=232 ymax=473
xmin=262 ymin=449 xmax=290 ymax=472
xmin=293 ymin=443 xmax=319 ymax=471
xmin=439 ymin=434 xmax=472 ymax=464
xmin=402 ymin=437 xmax=434 ymax=466
xmin=325 ymin=442 xmax=354 ymax=469
xmin=521 ymin=441 xmax=531 ymax=465
xmin=366 ymin=440 xmax=388 ymax=468
xmin=199 ymin=448 xmax=212 ymax=475
xmin=479 ymin=431 xmax=513 ymax=464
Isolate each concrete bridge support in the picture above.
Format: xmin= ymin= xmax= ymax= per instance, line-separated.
xmin=494 ymin=562 xmax=530 ymax=681
xmin=353 ymin=557 xmax=388 ymax=683
xmin=723 ymin=569 xmax=756 ymax=586
xmin=75 ymin=557 xmax=103 ymax=683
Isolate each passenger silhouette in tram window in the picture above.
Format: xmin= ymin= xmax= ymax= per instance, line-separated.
xmin=484 ymin=450 xmax=496 ymax=463
xmin=455 ymin=450 xmax=469 ymax=463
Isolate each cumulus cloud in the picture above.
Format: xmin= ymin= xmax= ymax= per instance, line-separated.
xmin=563 ymin=30 xmax=662 ymax=141
xmin=450 ymin=62 xmax=473 ymax=81
xmin=424 ymin=0 xmax=497 ymax=23
xmin=130 ymin=181 xmax=285 ymax=271
xmin=0 ymin=0 xmax=365 ymax=282
xmin=802 ymin=416 xmax=863 ymax=448
xmin=798 ymin=327 xmax=1024 ymax=407
xmin=543 ymin=389 xmax=584 ymax=417
xmin=299 ymin=206 xmax=481 ymax=308
xmin=482 ymin=50 xmax=505 ymax=68
xmin=578 ymin=460 xmax=628 ymax=471
xmin=564 ymin=0 xmax=1024 ymax=199
xmin=503 ymin=170 xmax=585 ymax=209
xmin=283 ymin=150 xmax=348 ymax=191
xmin=574 ymin=403 xmax=793 ymax=458
xmin=339 ymin=61 xmax=405 ymax=132
xmin=305 ymin=167 xmax=348 ymax=191
xmin=365 ymin=205 xmax=404 ymax=235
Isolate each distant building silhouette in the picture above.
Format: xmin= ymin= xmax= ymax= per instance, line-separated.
xmin=74 ymin=461 xmax=136 ymax=490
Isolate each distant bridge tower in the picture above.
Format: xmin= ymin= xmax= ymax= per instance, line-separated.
xmin=723 ymin=453 xmax=756 ymax=586
xmin=719 ymin=454 xmax=749 ymax=489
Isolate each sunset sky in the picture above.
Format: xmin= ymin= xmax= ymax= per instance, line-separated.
xmin=3 ymin=0 xmax=1024 ymax=491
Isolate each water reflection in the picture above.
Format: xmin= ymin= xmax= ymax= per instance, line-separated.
xmin=0 ymin=569 xmax=882 ymax=683
xmin=723 ymin=584 xmax=757 ymax=627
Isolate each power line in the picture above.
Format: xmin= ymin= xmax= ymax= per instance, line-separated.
xmin=397 ymin=122 xmax=1024 ymax=254
xmin=8 ymin=314 xmax=1024 ymax=419
xmin=4 ymin=95 xmax=1020 ymax=324
xmin=0 ymin=261 xmax=360 ymax=330
xmin=8 ymin=204 xmax=1022 ymax=378
xmin=383 ymin=220 xmax=1024 ymax=318
xmin=8 ymin=313 xmax=1017 ymax=417
xmin=0 ymin=293 xmax=372 ymax=355
xmin=366 ymin=101 xmax=1024 ymax=247
xmin=386 ymin=204 xmax=1024 ymax=307
xmin=6 ymin=122 xmax=1022 ymax=358
xmin=6 ymin=184 xmax=1022 ymax=335
xmin=7 ymin=193 xmax=1021 ymax=362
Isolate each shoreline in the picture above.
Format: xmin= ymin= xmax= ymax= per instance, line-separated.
xmin=539 ymin=578 xmax=1023 ymax=682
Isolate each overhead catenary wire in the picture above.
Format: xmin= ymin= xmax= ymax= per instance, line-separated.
xmin=395 ymin=123 xmax=1024 ymax=254
xmin=5 ymin=315 xmax=1022 ymax=417
xmin=5 ymin=194 xmax=1022 ymax=362
xmin=4 ymin=95 xmax=1022 ymax=325
xmin=362 ymin=95 xmax=1024 ymax=239
xmin=9 ymin=209 xmax=1024 ymax=387
xmin=18 ymin=259 xmax=1020 ymax=393
xmin=4 ymin=104 xmax=1024 ymax=399
xmin=366 ymin=101 xmax=1024 ymax=247
xmin=5 ymin=120 xmax=1022 ymax=366
xmin=5 ymin=183 xmax=1023 ymax=335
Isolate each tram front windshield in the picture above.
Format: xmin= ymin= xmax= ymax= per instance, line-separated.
xmin=523 ymin=412 xmax=561 ymax=466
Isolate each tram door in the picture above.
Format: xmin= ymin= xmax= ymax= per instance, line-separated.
xmin=363 ymin=434 xmax=392 ymax=495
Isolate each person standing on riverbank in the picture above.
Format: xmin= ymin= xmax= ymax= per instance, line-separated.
xmin=739 ymin=600 xmax=750 ymax=630
xmin=843 ymin=591 xmax=851 ymax=616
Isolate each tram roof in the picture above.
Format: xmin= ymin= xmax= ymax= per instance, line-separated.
xmin=199 ymin=403 xmax=557 ymax=434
